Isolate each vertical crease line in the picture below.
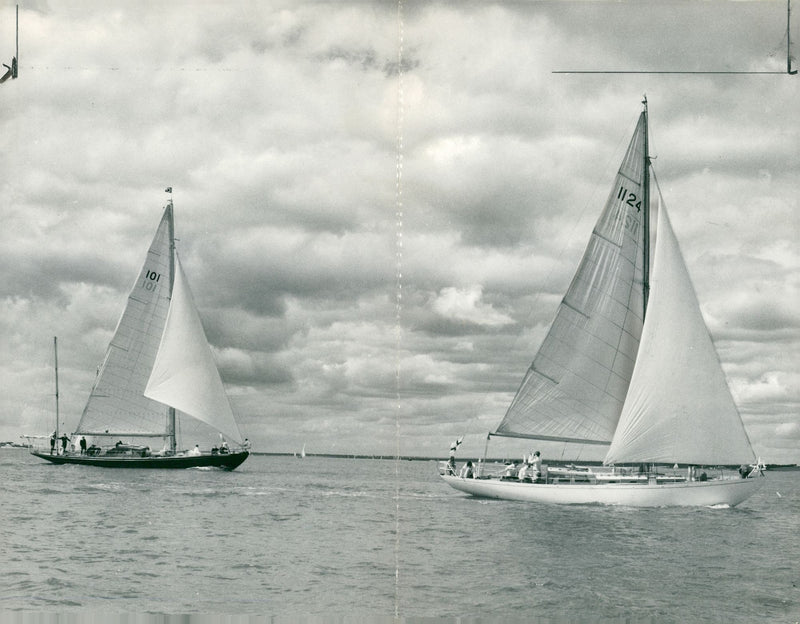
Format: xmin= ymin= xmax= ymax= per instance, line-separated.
xmin=394 ymin=0 xmax=404 ymax=619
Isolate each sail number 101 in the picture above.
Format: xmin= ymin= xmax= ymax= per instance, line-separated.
xmin=142 ymin=270 xmax=162 ymax=291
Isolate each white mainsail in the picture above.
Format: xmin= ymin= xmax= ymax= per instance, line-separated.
xmin=75 ymin=208 xmax=174 ymax=437
xmin=604 ymin=201 xmax=755 ymax=465
xmin=144 ymin=255 xmax=243 ymax=444
xmin=495 ymin=113 xmax=648 ymax=444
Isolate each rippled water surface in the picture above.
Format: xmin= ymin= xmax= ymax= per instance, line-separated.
xmin=1 ymin=449 xmax=798 ymax=621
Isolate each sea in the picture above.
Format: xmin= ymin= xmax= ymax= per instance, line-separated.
xmin=1 ymin=449 xmax=798 ymax=623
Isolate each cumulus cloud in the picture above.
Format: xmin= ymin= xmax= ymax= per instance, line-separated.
xmin=432 ymin=285 xmax=514 ymax=327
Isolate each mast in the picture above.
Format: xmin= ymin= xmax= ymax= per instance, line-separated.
xmin=165 ymin=190 xmax=177 ymax=454
xmin=641 ymin=96 xmax=651 ymax=319
xmin=790 ymin=0 xmax=798 ymax=74
xmin=53 ymin=336 xmax=60 ymax=445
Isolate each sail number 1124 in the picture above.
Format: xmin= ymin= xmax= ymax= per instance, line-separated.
xmin=617 ymin=185 xmax=642 ymax=212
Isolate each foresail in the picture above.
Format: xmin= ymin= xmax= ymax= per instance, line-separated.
xmin=495 ymin=113 xmax=648 ymax=444
xmin=604 ymin=201 xmax=755 ymax=466
xmin=144 ymin=255 xmax=243 ymax=444
xmin=75 ymin=207 xmax=173 ymax=437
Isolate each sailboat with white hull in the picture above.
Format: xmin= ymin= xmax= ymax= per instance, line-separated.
xmin=31 ymin=197 xmax=249 ymax=470
xmin=441 ymin=100 xmax=763 ymax=506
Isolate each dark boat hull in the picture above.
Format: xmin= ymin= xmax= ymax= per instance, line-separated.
xmin=31 ymin=450 xmax=249 ymax=470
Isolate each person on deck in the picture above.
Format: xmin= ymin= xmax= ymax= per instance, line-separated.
xmin=60 ymin=434 xmax=70 ymax=454
xmin=188 ymin=444 xmax=201 ymax=456
xmin=445 ymin=456 xmax=456 ymax=475
xmin=460 ymin=461 xmax=474 ymax=478
xmin=531 ymin=451 xmax=542 ymax=480
xmin=79 ymin=436 xmax=87 ymax=455
xmin=50 ymin=432 xmax=56 ymax=455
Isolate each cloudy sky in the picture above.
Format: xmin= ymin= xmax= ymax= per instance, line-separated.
xmin=1 ymin=1 xmax=798 ymax=462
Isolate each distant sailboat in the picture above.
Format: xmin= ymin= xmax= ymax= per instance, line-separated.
xmin=441 ymin=100 xmax=763 ymax=507
xmin=31 ymin=197 xmax=249 ymax=469
xmin=300 ymin=444 xmax=306 ymax=458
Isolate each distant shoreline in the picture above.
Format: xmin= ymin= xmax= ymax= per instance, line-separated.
xmin=5 ymin=444 xmax=797 ymax=470
xmin=252 ymin=451 xmax=800 ymax=471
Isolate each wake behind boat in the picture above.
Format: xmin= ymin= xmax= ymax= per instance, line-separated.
xmin=30 ymin=194 xmax=249 ymax=470
xmin=441 ymin=99 xmax=763 ymax=507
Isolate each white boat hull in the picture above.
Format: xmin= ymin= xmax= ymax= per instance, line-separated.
xmin=441 ymin=474 xmax=764 ymax=507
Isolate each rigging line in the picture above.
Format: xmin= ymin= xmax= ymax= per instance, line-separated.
xmin=556 ymin=1 xmax=798 ymax=76
xmin=20 ymin=65 xmax=243 ymax=72
xmin=553 ymin=70 xmax=789 ymax=75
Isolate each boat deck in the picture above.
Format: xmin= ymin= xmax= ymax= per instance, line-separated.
xmin=440 ymin=462 xmax=705 ymax=486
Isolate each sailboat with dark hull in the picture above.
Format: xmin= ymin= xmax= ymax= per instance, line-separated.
xmin=34 ymin=448 xmax=248 ymax=470
xmin=441 ymin=100 xmax=763 ymax=507
xmin=31 ymin=198 xmax=249 ymax=470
